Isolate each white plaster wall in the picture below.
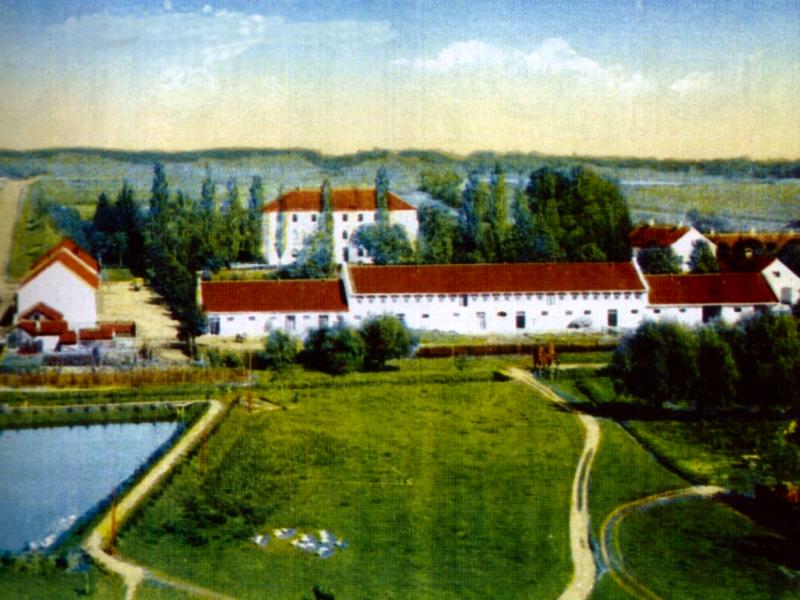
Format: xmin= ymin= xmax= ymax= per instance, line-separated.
xmin=761 ymin=259 xmax=800 ymax=305
xmin=672 ymin=228 xmax=717 ymax=272
xmin=263 ymin=209 xmax=419 ymax=266
xmin=209 ymin=311 xmax=347 ymax=338
xmin=646 ymin=305 xmax=760 ymax=327
xmin=17 ymin=262 xmax=97 ymax=328
xmin=348 ymin=291 xmax=648 ymax=334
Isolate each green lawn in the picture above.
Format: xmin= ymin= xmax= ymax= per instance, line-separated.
xmin=0 ymin=565 xmax=123 ymax=599
xmin=617 ymin=498 xmax=800 ymax=599
xmin=119 ymin=372 xmax=583 ymax=599
xmin=7 ymin=186 xmax=62 ymax=279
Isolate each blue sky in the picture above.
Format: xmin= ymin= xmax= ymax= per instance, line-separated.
xmin=1 ymin=0 xmax=798 ymax=158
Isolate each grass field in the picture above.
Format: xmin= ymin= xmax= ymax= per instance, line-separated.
xmin=118 ymin=365 xmax=583 ymax=599
xmin=0 ymin=565 xmax=123 ymax=600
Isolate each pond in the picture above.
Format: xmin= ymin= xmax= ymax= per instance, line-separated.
xmin=0 ymin=421 xmax=181 ymax=552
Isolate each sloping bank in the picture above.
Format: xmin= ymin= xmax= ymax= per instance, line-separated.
xmin=83 ymin=399 xmax=230 ymax=600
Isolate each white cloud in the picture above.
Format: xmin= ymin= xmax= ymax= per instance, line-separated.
xmin=48 ymin=9 xmax=395 ymax=90
xmin=394 ymin=37 xmax=653 ymax=96
xmin=669 ymin=71 xmax=713 ymax=95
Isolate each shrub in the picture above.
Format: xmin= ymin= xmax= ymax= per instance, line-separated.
xmin=263 ymin=330 xmax=300 ymax=372
xmin=303 ymin=325 xmax=365 ymax=375
xmin=359 ymin=316 xmax=416 ymax=371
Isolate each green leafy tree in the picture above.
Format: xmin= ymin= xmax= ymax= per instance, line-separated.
xmin=176 ymin=302 xmax=207 ymax=359
xmin=263 ymin=330 xmax=299 ymax=372
xmin=688 ymin=240 xmax=719 ymax=273
xmin=221 ymin=177 xmax=247 ymax=262
xmin=321 ymin=179 xmax=333 ymax=235
xmin=292 ymin=230 xmax=335 ymax=279
xmin=359 ymin=315 xmax=416 ymax=370
xmin=375 ymin=166 xmax=390 ymax=224
xmin=245 ymin=175 xmax=264 ymax=261
xmin=419 ymin=168 xmax=463 ymax=208
xmin=352 ymin=223 xmax=413 ymax=265
xmin=694 ymin=325 xmax=739 ymax=418
xmin=486 ymin=163 xmax=510 ymax=261
xmin=636 ymin=246 xmax=682 ymax=274
xmin=457 ymin=172 xmax=490 ymax=262
xmin=303 ymin=325 xmax=365 ymax=375
xmin=115 ymin=181 xmax=144 ymax=270
xmin=736 ymin=312 xmax=800 ymax=412
xmin=418 ymin=204 xmax=458 ymax=264
xmin=149 ymin=162 xmax=170 ymax=221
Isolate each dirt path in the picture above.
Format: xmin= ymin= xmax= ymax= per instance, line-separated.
xmin=83 ymin=400 xmax=227 ymax=600
xmin=599 ymin=485 xmax=726 ymax=600
xmin=508 ymin=368 xmax=600 ymax=600
xmin=0 ymin=178 xmax=32 ymax=315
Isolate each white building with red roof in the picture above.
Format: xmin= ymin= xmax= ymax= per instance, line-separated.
xmin=262 ymin=188 xmax=418 ymax=266
xmin=630 ymin=224 xmax=715 ymax=272
xmin=16 ymin=239 xmax=100 ymax=330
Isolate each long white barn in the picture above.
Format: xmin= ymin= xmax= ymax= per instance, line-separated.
xmin=199 ymin=259 xmax=800 ymax=339
xmin=262 ymin=188 xmax=418 ymax=266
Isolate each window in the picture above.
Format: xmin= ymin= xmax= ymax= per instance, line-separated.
xmin=285 ymin=315 xmax=296 ymax=331
xmin=343 ymin=248 xmax=350 ymax=262
xmin=248 ymin=316 xmax=256 ymax=321
xmin=209 ymin=316 xmax=220 ymax=335
xmin=679 ymin=308 xmax=686 ymax=313
xmin=453 ymin=312 xmax=460 ymax=317
xmin=565 ymin=310 xmax=573 ymax=316
xmin=397 ymin=313 xmax=406 ymax=324
xmin=477 ymin=312 xmax=486 ymax=329
xmin=227 ymin=317 xmax=234 ymax=321
xmin=319 ymin=315 xmax=329 ymax=328
xmin=422 ymin=313 xmax=430 ymax=319
xmin=546 ymin=294 xmax=555 ymax=305
xmin=342 ymin=231 xmax=348 ymax=240
xmin=292 ymin=214 xmax=298 ymax=222
xmin=541 ymin=311 xmax=549 ymax=316
xmin=358 ymin=214 xmax=364 ymax=222
xmin=583 ymin=310 xmax=591 ymax=315
xmin=781 ymin=287 xmax=792 ymax=304
xmin=461 ymin=294 xmax=469 ymax=307
xmin=773 ymin=271 xmax=781 ymax=278
xmin=607 ymin=309 xmax=618 ymax=327
xmin=357 ymin=247 xmax=364 ymax=257
xmin=516 ymin=311 xmax=526 ymax=329
xmin=497 ymin=311 xmax=507 ymax=317
xmin=312 ymin=214 xmax=317 ymax=222
xmin=343 ymin=214 xmax=349 ymax=222
xmin=631 ymin=309 xmax=639 ymax=314
xmin=653 ymin=308 xmax=661 ymax=314
xmin=734 ymin=307 xmax=742 ymax=313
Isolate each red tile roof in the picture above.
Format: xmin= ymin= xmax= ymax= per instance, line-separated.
xmin=201 ymin=280 xmax=348 ymax=313
xmin=21 ymin=249 xmax=100 ymax=289
xmin=263 ymin=188 xmax=414 ymax=213
xmin=98 ymin=321 xmax=137 ymax=336
xmin=349 ymin=263 xmax=646 ymax=295
xmin=18 ymin=302 xmax=64 ymax=322
xmin=77 ymin=326 xmax=115 ymax=341
xmin=645 ymin=273 xmax=777 ymax=305
xmin=630 ymin=225 xmax=691 ymax=248
xmin=16 ymin=320 xmax=70 ymax=336
xmin=58 ymin=331 xmax=77 ymax=345
xmin=30 ymin=239 xmax=99 ymax=273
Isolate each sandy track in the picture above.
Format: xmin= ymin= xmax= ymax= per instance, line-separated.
xmin=0 ymin=178 xmax=32 ymax=316
xmin=599 ymin=485 xmax=726 ymax=600
xmin=83 ymin=400 xmax=228 ymax=600
xmin=508 ymin=368 xmax=600 ymax=600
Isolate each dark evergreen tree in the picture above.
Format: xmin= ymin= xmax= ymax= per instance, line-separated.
xmin=352 ymin=223 xmax=413 ymax=265
xmin=245 ymin=175 xmax=264 ymax=261
xmin=418 ymin=204 xmax=458 ymax=264
xmin=375 ymin=165 xmax=390 ymax=224
xmin=688 ymin=240 xmax=719 ymax=273
xmin=636 ymin=246 xmax=682 ymax=274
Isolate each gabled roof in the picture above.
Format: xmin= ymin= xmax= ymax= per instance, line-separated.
xmin=18 ymin=302 xmax=64 ymax=322
xmin=263 ymin=188 xmax=415 ymax=213
xmin=77 ymin=326 xmax=115 ymax=341
xmin=630 ymin=225 xmax=691 ymax=248
xmin=645 ymin=273 xmax=778 ymax=306
xmin=30 ymin=239 xmax=99 ymax=273
xmin=21 ymin=248 xmax=100 ymax=290
xmin=201 ymin=280 xmax=349 ymax=313
xmin=349 ymin=262 xmax=646 ymax=295
xmin=98 ymin=321 xmax=137 ymax=336
xmin=717 ymin=254 xmax=778 ymax=273
xmin=16 ymin=320 xmax=70 ymax=336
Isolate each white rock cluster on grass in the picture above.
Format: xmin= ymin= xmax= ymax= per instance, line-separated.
xmin=251 ymin=528 xmax=349 ymax=559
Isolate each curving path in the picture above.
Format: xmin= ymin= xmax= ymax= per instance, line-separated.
xmin=599 ymin=485 xmax=726 ymax=600
xmin=508 ymin=368 xmax=600 ymax=600
xmin=83 ymin=400 xmax=228 ymax=600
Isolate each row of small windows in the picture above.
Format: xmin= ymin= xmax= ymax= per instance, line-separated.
xmin=355 ymin=291 xmax=642 ymax=304
xmin=290 ymin=213 xmax=370 ymax=223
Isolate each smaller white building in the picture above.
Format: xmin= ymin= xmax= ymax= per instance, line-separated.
xmin=16 ymin=239 xmax=99 ymax=329
xmin=644 ymin=272 xmax=781 ymax=325
xmin=262 ymin=188 xmax=418 ymax=266
xmin=630 ymin=224 xmax=716 ymax=272
xmin=758 ymin=257 xmax=800 ymax=306
xmin=200 ymin=279 xmax=349 ymax=338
